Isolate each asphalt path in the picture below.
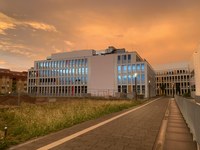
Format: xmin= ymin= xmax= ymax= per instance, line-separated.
xmin=10 ymin=97 xmax=169 ymax=150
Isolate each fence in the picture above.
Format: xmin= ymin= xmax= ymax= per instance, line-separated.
xmin=175 ymin=95 xmax=200 ymax=149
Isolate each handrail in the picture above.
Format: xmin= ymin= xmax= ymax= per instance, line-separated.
xmin=175 ymin=96 xmax=200 ymax=150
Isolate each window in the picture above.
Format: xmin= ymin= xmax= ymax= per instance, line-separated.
xmin=82 ymin=68 xmax=84 ymax=74
xmin=122 ymin=65 xmax=127 ymax=73
xmin=122 ymin=75 xmax=127 ymax=84
xmin=85 ymin=59 xmax=88 ymax=66
xmin=137 ymin=74 xmax=140 ymax=82
xmin=118 ymin=86 xmax=121 ymax=92
xmin=132 ymin=64 xmax=136 ymax=71
xmin=128 ymin=54 xmax=131 ymax=63
xmin=118 ymin=66 xmax=121 ymax=73
xmin=78 ymin=59 xmax=81 ymax=66
xmin=75 ymin=60 xmax=78 ymax=66
xmin=132 ymin=75 xmax=136 ymax=83
xmin=85 ymin=68 xmax=88 ymax=74
xmin=141 ymin=64 xmax=145 ymax=71
xmin=122 ymin=55 xmax=126 ymax=63
xmin=117 ymin=55 xmax=121 ymax=64
xmin=118 ymin=75 xmax=121 ymax=84
xmin=141 ymin=74 xmax=145 ymax=83
xmin=72 ymin=68 xmax=75 ymax=75
xmin=128 ymin=65 xmax=131 ymax=73
xmin=128 ymin=75 xmax=131 ymax=84
xmin=137 ymin=64 xmax=140 ymax=70
xmin=79 ymin=68 xmax=81 ymax=74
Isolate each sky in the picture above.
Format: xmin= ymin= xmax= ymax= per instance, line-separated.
xmin=0 ymin=0 xmax=200 ymax=71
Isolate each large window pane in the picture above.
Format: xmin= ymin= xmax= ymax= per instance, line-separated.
xmin=122 ymin=65 xmax=127 ymax=73
xmin=132 ymin=64 xmax=136 ymax=71
xmin=118 ymin=66 xmax=121 ymax=73
xmin=137 ymin=64 xmax=140 ymax=70
xmin=118 ymin=75 xmax=121 ymax=84
xmin=141 ymin=63 xmax=145 ymax=71
xmin=128 ymin=65 xmax=131 ymax=73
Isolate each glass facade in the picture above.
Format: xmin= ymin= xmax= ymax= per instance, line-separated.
xmin=117 ymin=54 xmax=146 ymax=95
xmin=28 ymin=58 xmax=88 ymax=96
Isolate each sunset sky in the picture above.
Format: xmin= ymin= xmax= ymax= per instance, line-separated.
xmin=0 ymin=0 xmax=200 ymax=71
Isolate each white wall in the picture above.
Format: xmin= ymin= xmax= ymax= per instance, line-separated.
xmin=88 ymin=54 xmax=117 ymax=96
xmin=193 ymin=49 xmax=200 ymax=96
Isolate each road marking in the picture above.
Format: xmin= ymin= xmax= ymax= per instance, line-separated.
xmin=37 ymin=97 xmax=162 ymax=150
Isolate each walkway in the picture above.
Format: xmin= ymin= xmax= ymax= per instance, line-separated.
xmin=163 ymin=100 xmax=197 ymax=150
xmin=10 ymin=97 xmax=169 ymax=150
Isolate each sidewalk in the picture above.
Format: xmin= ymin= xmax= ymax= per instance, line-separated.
xmin=163 ymin=100 xmax=197 ymax=150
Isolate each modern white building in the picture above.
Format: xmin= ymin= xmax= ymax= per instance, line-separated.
xmin=28 ymin=46 xmax=156 ymax=98
xmin=190 ymin=47 xmax=200 ymax=100
xmin=155 ymin=62 xmax=191 ymax=96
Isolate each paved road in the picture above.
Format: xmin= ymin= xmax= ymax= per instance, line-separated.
xmin=11 ymin=97 xmax=169 ymax=150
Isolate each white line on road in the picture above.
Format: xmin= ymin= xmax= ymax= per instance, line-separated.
xmin=37 ymin=97 xmax=162 ymax=150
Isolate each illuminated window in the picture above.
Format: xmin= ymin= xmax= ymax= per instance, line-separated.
xmin=122 ymin=65 xmax=127 ymax=73
xmin=122 ymin=75 xmax=127 ymax=84
xmin=118 ymin=66 xmax=121 ymax=73
xmin=128 ymin=65 xmax=131 ymax=73
xmin=137 ymin=64 xmax=140 ymax=70
xmin=128 ymin=75 xmax=131 ymax=84
xmin=79 ymin=68 xmax=81 ymax=74
xmin=141 ymin=64 xmax=144 ymax=71
xmin=118 ymin=75 xmax=121 ymax=84
xmin=132 ymin=64 xmax=136 ymax=71
xmin=85 ymin=68 xmax=88 ymax=74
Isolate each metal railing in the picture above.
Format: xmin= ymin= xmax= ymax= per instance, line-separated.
xmin=175 ymin=95 xmax=200 ymax=149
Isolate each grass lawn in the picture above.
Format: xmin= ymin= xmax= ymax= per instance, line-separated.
xmin=0 ymin=99 xmax=141 ymax=149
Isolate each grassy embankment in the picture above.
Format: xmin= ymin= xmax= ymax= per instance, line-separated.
xmin=0 ymin=99 xmax=141 ymax=149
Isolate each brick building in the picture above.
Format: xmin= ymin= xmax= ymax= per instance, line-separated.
xmin=0 ymin=68 xmax=27 ymax=94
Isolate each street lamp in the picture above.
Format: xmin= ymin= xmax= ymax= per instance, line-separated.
xmin=134 ymin=73 xmax=137 ymax=100
xmin=149 ymin=80 xmax=151 ymax=99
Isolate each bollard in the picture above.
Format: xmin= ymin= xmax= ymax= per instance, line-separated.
xmin=4 ymin=126 xmax=7 ymax=139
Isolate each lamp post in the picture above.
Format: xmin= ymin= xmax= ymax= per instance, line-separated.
xmin=149 ymin=80 xmax=151 ymax=99
xmin=134 ymin=73 xmax=137 ymax=100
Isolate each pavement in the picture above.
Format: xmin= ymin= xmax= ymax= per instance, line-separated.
xmin=10 ymin=97 xmax=169 ymax=150
xmin=163 ymin=99 xmax=197 ymax=150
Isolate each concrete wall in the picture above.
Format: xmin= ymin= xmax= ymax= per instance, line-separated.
xmin=175 ymin=96 xmax=200 ymax=148
xmin=88 ymin=54 xmax=117 ymax=96
xmin=193 ymin=49 xmax=200 ymax=96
